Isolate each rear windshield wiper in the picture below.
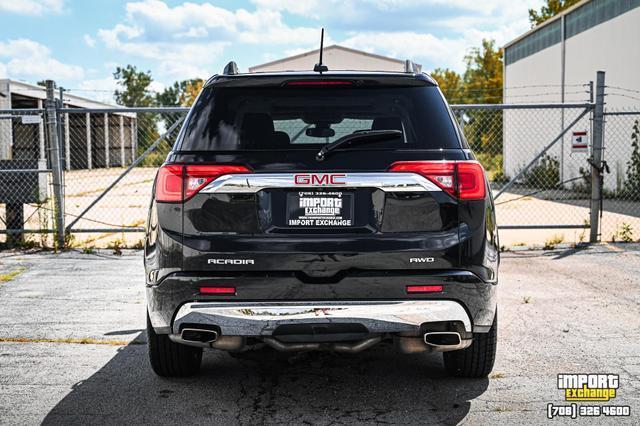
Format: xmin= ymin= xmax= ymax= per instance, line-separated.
xmin=315 ymin=130 xmax=403 ymax=161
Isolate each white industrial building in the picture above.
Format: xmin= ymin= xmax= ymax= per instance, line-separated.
xmin=250 ymin=45 xmax=420 ymax=73
xmin=0 ymin=79 xmax=137 ymax=170
xmin=503 ymin=0 xmax=640 ymax=190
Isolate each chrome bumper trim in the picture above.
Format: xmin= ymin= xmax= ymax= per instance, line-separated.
xmin=172 ymin=300 xmax=472 ymax=336
xmin=200 ymin=172 xmax=441 ymax=193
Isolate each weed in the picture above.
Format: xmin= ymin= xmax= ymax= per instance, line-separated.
xmin=522 ymin=296 xmax=531 ymax=304
xmin=82 ymin=246 xmax=95 ymax=254
xmin=543 ymin=234 xmax=564 ymax=250
xmin=522 ymin=155 xmax=560 ymax=190
xmin=106 ymin=238 xmax=125 ymax=256
xmin=0 ymin=267 xmax=27 ymax=283
xmin=15 ymin=235 xmax=40 ymax=250
xmin=131 ymin=239 xmax=144 ymax=250
xmin=490 ymin=372 xmax=506 ymax=379
xmin=578 ymin=219 xmax=589 ymax=243
xmin=614 ymin=223 xmax=634 ymax=243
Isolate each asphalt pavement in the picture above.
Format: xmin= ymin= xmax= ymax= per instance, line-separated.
xmin=0 ymin=245 xmax=639 ymax=425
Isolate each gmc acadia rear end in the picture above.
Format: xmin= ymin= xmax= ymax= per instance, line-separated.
xmin=144 ymin=66 xmax=499 ymax=378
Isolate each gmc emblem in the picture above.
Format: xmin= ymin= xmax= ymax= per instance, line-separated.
xmin=294 ymin=173 xmax=346 ymax=185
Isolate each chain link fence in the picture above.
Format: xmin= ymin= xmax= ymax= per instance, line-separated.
xmin=451 ymin=104 xmax=596 ymax=246
xmin=1 ymin=79 xmax=639 ymax=248
xmin=599 ymin=109 xmax=640 ymax=242
xmin=61 ymin=108 xmax=186 ymax=248
xmin=0 ymin=109 xmax=57 ymax=247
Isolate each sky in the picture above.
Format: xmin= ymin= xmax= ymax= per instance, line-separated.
xmin=0 ymin=0 xmax=543 ymax=103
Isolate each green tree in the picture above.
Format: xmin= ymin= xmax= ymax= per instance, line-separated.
xmin=462 ymin=39 xmax=503 ymax=104
xmin=430 ymin=68 xmax=464 ymax=102
xmin=460 ymin=39 xmax=504 ymax=161
xmin=529 ymin=0 xmax=581 ymax=27
xmin=113 ymin=65 xmax=155 ymax=107
xmin=156 ymin=79 xmax=204 ymax=107
xmin=113 ymin=65 xmax=158 ymax=156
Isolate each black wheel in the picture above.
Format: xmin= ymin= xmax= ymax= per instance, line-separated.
xmin=443 ymin=311 xmax=497 ymax=378
xmin=147 ymin=313 xmax=202 ymax=377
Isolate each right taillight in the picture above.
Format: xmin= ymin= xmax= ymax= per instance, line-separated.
xmin=388 ymin=160 xmax=486 ymax=200
xmin=155 ymin=164 xmax=251 ymax=203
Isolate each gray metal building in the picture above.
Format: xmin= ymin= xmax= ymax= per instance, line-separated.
xmin=0 ymin=79 xmax=137 ymax=170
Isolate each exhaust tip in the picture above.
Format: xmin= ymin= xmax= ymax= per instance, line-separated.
xmin=181 ymin=328 xmax=219 ymax=344
xmin=424 ymin=331 xmax=461 ymax=348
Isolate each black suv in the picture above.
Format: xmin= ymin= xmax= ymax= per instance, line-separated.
xmin=144 ymin=64 xmax=499 ymax=378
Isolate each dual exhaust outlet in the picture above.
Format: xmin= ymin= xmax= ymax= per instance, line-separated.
xmin=177 ymin=327 xmax=468 ymax=353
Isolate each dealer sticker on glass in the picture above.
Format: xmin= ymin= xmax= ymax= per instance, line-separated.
xmin=287 ymin=191 xmax=353 ymax=227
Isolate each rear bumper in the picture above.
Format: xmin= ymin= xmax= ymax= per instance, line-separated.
xmin=171 ymin=300 xmax=472 ymax=336
xmin=147 ymin=270 xmax=497 ymax=334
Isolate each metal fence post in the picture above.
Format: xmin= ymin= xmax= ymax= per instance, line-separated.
xmin=590 ymin=71 xmax=605 ymax=243
xmin=45 ymin=80 xmax=66 ymax=248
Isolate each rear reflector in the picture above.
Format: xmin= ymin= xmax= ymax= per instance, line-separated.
xmin=156 ymin=164 xmax=251 ymax=202
xmin=406 ymin=285 xmax=443 ymax=294
xmin=285 ymin=80 xmax=353 ymax=86
xmin=199 ymin=286 xmax=236 ymax=295
xmin=389 ymin=160 xmax=486 ymax=200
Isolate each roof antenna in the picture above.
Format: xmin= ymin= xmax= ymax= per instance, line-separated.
xmin=313 ymin=28 xmax=328 ymax=73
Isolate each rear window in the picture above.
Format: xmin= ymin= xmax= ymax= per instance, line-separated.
xmin=176 ymin=85 xmax=461 ymax=151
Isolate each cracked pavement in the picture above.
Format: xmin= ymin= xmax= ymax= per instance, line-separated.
xmin=0 ymin=245 xmax=639 ymax=425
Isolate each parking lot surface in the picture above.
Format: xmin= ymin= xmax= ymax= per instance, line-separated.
xmin=0 ymin=245 xmax=639 ymax=425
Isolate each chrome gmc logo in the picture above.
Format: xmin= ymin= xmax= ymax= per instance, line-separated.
xmin=294 ymin=173 xmax=346 ymax=185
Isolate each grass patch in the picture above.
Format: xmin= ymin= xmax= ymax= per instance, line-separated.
xmin=543 ymin=234 xmax=564 ymax=250
xmin=490 ymin=372 xmax=506 ymax=379
xmin=0 ymin=267 xmax=27 ymax=283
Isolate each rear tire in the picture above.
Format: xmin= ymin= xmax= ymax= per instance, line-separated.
xmin=443 ymin=312 xmax=497 ymax=378
xmin=147 ymin=313 xmax=202 ymax=377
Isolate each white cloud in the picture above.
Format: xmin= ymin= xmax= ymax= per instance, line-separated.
xmin=83 ymin=34 xmax=96 ymax=48
xmin=0 ymin=38 xmax=84 ymax=81
xmin=0 ymin=0 xmax=65 ymax=16
xmin=94 ymin=0 xmax=321 ymax=79
xmin=342 ymin=32 xmax=469 ymax=72
xmin=250 ymin=0 xmax=539 ymax=71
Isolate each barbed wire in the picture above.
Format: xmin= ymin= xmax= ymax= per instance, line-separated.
xmin=606 ymin=92 xmax=640 ymax=103
xmin=605 ymin=85 xmax=640 ymax=95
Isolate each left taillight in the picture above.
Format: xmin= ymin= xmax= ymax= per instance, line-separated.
xmin=388 ymin=160 xmax=487 ymax=200
xmin=155 ymin=164 xmax=251 ymax=203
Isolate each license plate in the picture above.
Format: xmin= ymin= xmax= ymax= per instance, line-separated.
xmin=287 ymin=191 xmax=354 ymax=227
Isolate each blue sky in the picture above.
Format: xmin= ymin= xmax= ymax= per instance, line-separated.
xmin=0 ymin=0 xmax=542 ymax=102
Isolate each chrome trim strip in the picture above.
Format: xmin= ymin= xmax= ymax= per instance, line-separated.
xmin=172 ymin=300 xmax=472 ymax=335
xmin=200 ymin=172 xmax=441 ymax=193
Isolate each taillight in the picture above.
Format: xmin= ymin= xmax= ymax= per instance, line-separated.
xmin=285 ymin=80 xmax=354 ymax=86
xmin=199 ymin=286 xmax=236 ymax=295
xmin=389 ymin=160 xmax=486 ymax=200
xmin=406 ymin=285 xmax=443 ymax=293
xmin=155 ymin=165 xmax=183 ymax=202
xmin=155 ymin=164 xmax=251 ymax=202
